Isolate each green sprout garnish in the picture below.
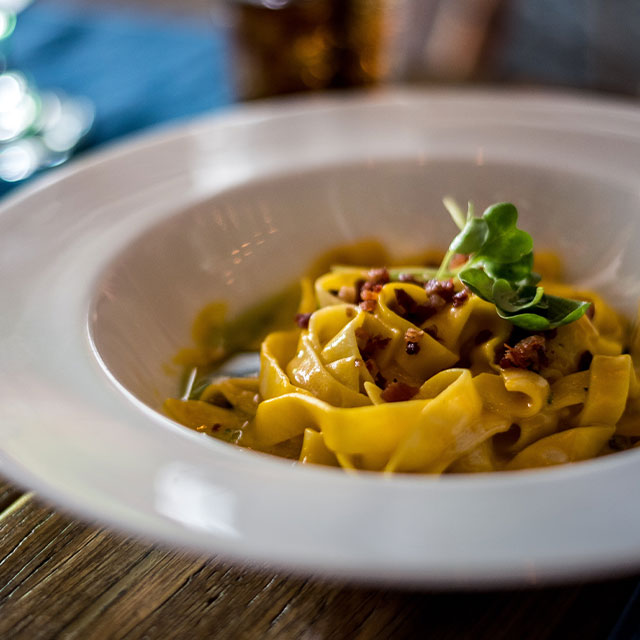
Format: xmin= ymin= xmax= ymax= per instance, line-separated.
xmin=436 ymin=199 xmax=591 ymax=330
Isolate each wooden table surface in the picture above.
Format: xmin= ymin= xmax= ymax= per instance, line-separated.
xmin=1 ymin=472 xmax=639 ymax=639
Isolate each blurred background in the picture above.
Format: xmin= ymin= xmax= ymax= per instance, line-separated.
xmin=1 ymin=0 xmax=639 ymax=194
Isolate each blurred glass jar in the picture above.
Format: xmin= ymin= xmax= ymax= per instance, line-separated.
xmin=211 ymin=0 xmax=506 ymax=100
xmin=211 ymin=0 xmax=396 ymax=99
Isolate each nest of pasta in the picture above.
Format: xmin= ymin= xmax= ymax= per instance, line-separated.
xmin=165 ymin=256 xmax=639 ymax=473
xmin=165 ymin=202 xmax=640 ymax=474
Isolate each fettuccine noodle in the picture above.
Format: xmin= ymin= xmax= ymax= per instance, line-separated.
xmin=165 ymin=250 xmax=640 ymax=474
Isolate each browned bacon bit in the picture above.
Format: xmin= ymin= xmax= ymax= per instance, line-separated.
xmin=356 ymin=268 xmax=390 ymax=306
xmin=338 ymin=285 xmax=357 ymax=304
xmin=428 ymin=293 xmax=447 ymax=313
xmin=452 ymin=289 xmax=469 ymax=307
xmin=404 ymin=327 xmax=424 ymax=342
xmin=500 ymin=335 xmax=548 ymax=371
xmin=578 ymin=350 xmax=593 ymax=371
xmin=381 ymin=381 xmax=419 ymax=403
xmin=361 ymin=288 xmax=379 ymax=301
xmin=405 ymin=341 xmax=420 ymax=355
xmin=359 ymin=285 xmax=381 ymax=313
xmin=366 ymin=267 xmax=390 ymax=286
xmin=295 ymin=312 xmax=312 ymax=329
xmin=425 ymin=278 xmax=455 ymax=302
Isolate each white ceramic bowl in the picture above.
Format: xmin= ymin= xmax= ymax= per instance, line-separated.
xmin=2 ymin=89 xmax=640 ymax=588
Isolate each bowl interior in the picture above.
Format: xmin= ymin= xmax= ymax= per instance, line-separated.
xmin=89 ymin=157 xmax=640 ymax=412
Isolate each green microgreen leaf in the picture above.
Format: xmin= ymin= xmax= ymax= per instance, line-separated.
xmin=438 ymin=197 xmax=591 ymax=331
xmin=450 ymin=218 xmax=488 ymax=254
xmin=543 ymin=296 xmax=592 ymax=328
xmin=483 ymin=252 xmax=538 ymax=285
xmin=495 ymin=309 xmax=553 ymax=331
xmin=480 ymin=203 xmax=533 ymax=264
xmin=459 ymin=268 xmax=494 ymax=300
xmin=491 ymin=280 xmax=544 ymax=313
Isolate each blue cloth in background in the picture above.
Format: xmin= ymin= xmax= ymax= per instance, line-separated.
xmin=2 ymin=1 xmax=233 ymax=195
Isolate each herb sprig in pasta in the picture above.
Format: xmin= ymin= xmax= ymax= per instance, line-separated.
xmin=436 ymin=199 xmax=591 ymax=330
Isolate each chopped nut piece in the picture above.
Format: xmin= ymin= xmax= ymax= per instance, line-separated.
xmin=500 ymin=335 xmax=548 ymax=371
xmin=425 ymin=278 xmax=455 ymax=302
xmin=404 ymin=327 xmax=424 ymax=342
xmin=452 ymin=289 xmax=469 ymax=307
xmin=359 ymin=299 xmax=377 ymax=313
xmin=428 ymin=293 xmax=447 ymax=312
xmin=338 ymin=285 xmax=357 ymax=304
xmin=366 ymin=267 xmax=390 ymax=285
xmin=361 ymin=288 xmax=379 ymax=301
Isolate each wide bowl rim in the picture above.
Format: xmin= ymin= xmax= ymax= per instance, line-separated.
xmin=2 ymin=87 xmax=640 ymax=588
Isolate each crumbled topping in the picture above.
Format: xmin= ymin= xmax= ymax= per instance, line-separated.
xmin=425 ymin=278 xmax=455 ymax=303
xmin=452 ymin=289 xmax=469 ymax=307
xmin=404 ymin=327 xmax=424 ymax=342
xmin=338 ymin=285 xmax=357 ymax=304
xmin=500 ymin=335 xmax=548 ymax=371
xmin=359 ymin=299 xmax=377 ymax=313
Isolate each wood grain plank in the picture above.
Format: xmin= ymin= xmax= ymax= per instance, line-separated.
xmin=0 ymin=499 xmax=157 ymax=638
xmin=0 ymin=495 xmax=637 ymax=640
xmin=0 ymin=476 xmax=24 ymax=513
